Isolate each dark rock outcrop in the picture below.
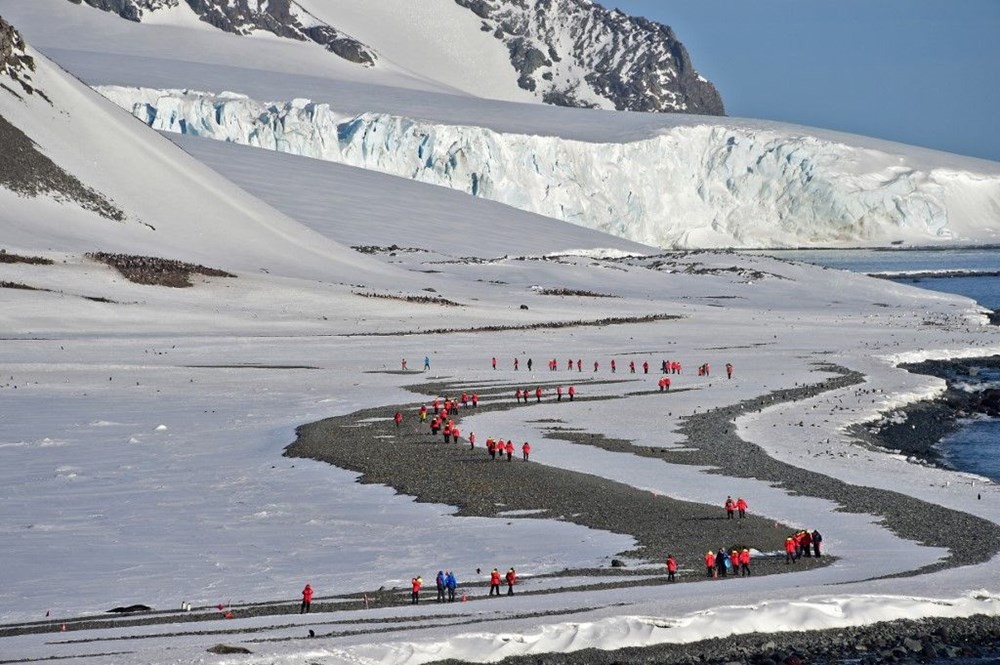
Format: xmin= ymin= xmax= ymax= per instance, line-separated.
xmin=453 ymin=0 xmax=725 ymax=115
xmin=71 ymin=0 xmax=377 ymax=66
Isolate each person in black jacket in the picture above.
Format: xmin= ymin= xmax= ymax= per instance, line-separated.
xmin=811 ymin=530 xmax=823 ymax=557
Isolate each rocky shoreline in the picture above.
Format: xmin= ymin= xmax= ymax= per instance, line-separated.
xmin=852 ymin=355 xmax=1000 ymax=472
xmin=282 ymin=365 xmax=1000 ymax=664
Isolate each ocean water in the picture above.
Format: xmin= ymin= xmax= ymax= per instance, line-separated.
xmin=746 ymin=248 xmax=1000 ymax=481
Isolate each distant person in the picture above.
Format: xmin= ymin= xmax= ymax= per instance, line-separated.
xmin=489 ymin=568 xmax=502 ymax=596
xmin=522 ymin=441 xmax=531 ymax=460
xmin=424 ymin=356 xmax=430 ymax=370
xmin=726 ymin=362 xmax=734 ymax=379
xmin=394 ymin=411 xmax=403 ymax=429
xmin=505 ymin=568 xmax=517 ymax=595
xmin=505 ymin=440 xmax=514 ymax=461
xmin=811 ymin=529 xmax=823 ymax=557
xmin=492 ymin=356 xmax=497 ymax=370
xmin=736 ymin=497 xmax=748 ymax=518
xmin=527 ymin=358 xmax=533 ymax=371
xmin=704 ymin=550 xmax=716 ymax=578
xmin=401 ymin=358 xmax=407 ymax=370
xmin=445 ymin=571 xmax=457 ymax=602
xmin=436 ymin=571 xmax=446 ymax=602
xmin=724 ymin=496 xmax=735 ymax=519
xmin=666 ymin=555 xmax=678 ymax=582
xmin=300 ymin=583 xmax=313 ymax=613
xmin=739 ymin=549 xmax=752 ymax=577
xmin=411 ymin=576 xmax=422 ymax=604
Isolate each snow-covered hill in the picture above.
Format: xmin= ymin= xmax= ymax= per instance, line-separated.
xmin=69 ymin=0 xmax=723 ymax=114
xmin=7 ymin=0 xmax=1000 ymax=249
xmin=99 ymin=86 xmax=1000 ymax=248
xmin=5 ymin=6 xmax=1000 ymax=665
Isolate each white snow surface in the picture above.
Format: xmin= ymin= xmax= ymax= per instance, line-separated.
xmin=2 ymin=4 xmax=1000 ymax=664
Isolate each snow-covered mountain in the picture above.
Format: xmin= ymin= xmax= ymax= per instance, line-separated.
xmin=69 ymin=0 xmax=722 ymax=114
xmin=5 ymin=6 xmax=1000 ymax=665
xmin=8 ymin=0 xmax=1000 ymax=249
xmin=99 ymin=86 xmax=1000 ymax=248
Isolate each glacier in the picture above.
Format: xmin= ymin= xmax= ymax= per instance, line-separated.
xmin=97 ymin=86 xmax=1000 ymax=249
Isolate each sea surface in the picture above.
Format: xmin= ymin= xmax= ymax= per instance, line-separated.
xmin=746 ymin=247 xmax=1000 ymax=481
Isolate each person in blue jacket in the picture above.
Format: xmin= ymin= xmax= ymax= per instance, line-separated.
xmin=435 ymin=570 xmax=446 ymax=602
xmin=445 ymin=571 xmax=457 ymax=602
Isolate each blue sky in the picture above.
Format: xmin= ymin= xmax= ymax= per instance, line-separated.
xmin=610 ymin=1 xmax=1000 ymax=163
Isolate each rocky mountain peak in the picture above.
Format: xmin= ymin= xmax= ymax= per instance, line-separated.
xmin=454 ymin=0 xmax=724 ymax=115
xmin=69 ymin=0 xmax=378 ymax=67
xmin=0 ymin=15 xmax=43 ymax=99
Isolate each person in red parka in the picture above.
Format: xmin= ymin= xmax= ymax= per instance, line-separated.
xmin=505 ymin=440 xmax=514 ymax=461
xmin=535 ymin=386 xmax=542 ymax=403
xmin=666 ymin=555 xmax=678 ymax=582
xmin=785 ymin=537 xmax=797 ymax=564
xmin=489 ymin=568 xmax=502 ymax=596
xmin=505 ymin=568 xmax=517 ymax=595
xmin=726 ymin=362 xmax=734 ymax=379
xmin=411 ymin=576 xmax=422 ymax=604
xmin=487 ymin=438 xmax=497 ymax=460
xmin=469 ymin=432 xmax=476 ymax=450
xmin=394 ymin=411 xmax=403 ymax=428
xmin=568 ymin=386 xmax=576 ymax=401
xmin=800 ymin=530 xmax=813 ymax=557
xmin=515 ymin=388 xmax=522 ymax=403
xmin=739 ymin=548 xmax=751 ymax=576
xmin=301 ymin=583 xmax=313 ymax=613
xmin=556 ymin=385 xmax=563 ymax=401
xmin=724 ymin=496 xmax=736 ymax=520
xmin=610 ymin=359 xmax=616 ymax=373
xmin=522 ymin=441 xmax=531 ymax=460
xmin=736 ymin=497 xmax=748 ymax=519
xmin=704 ymin=550 xmax=716 ymax=578
xmin=643 ymin=361 xmax=649 ymax=374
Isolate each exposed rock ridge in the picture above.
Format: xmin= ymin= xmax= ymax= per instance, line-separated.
xmin=453 ymin=0 xmax=724 ymax=115
xmin=68 ymin=0 xmax=378 ymax=66
xmin=0 ymin=15 xmax=47 ymax=101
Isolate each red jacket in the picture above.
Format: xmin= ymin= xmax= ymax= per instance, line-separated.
xmin=785 ymin=538 xmax=797 ymax=553
xmin=490 ymin=570 xmax=501 ymax=585
xmin=522 ymin=442 xmax=531 ymax=454
xmin=739 ymin=550 xmax=751 ymax=565
xmin=505 ymin=569 xmax=516 ymax=585
xmin=505 ymin=441 xmax=514 ymax=454
xmin=736 ymin=498 xmax=747 ymax=512
xmin=666 ymin=557 xmax=678 ymax=573
xmin=412 ymin=577 xmax=422 ymax=592
xmin=302 ymin=585 xmax=313 ymax=602
xmin=704 ymin=552 xmax=715 ymax=567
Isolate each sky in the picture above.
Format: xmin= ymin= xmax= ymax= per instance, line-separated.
xmin=611 ymin=1 xmax=1000 ymax=163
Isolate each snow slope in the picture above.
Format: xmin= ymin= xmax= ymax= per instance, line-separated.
xmin=3 ymin=5 xmax=1000 ymax=665
xmin=4 ymin=0 xmax=1000 ymax=249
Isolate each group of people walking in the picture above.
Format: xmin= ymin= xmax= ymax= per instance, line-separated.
xmin=724 ymin=496 xmax=749 ymax=519
xmin=493 ymin=357 xmax=731 ymax=377
xmin=784 ymin=529 xmax=823 ymax=562
xmin=407 ymin=567 xmax=517 ymax=604
xmin=703 ymin=547 xmax=754 ymax=578
xmin=514 ymin=385 xmax=576 ymax=402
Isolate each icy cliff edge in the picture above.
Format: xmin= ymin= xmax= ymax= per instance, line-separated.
xmin=98 ymin=86 xmax=1000 ymax=249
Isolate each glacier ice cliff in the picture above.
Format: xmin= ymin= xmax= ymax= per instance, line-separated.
xmin=97 ymin=86 xmax=1000 ymax=249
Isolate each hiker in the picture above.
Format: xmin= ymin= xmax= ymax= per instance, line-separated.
xmin=725 ymin=496 xmax=736 ymax=519
xmin=489 ymin=569 xmax=502 ymax=596
xmin=704 ymin=550 xmax=716 ymax=578
xmin=469 ymin=432 xmax=476 ymax=450
xmin=610 ymin=359 xmax=616 ymax=373
xmin=401 ymin=359 xmax=407 ymax=370
xmin=411 ymin=576 xmax=422 ymax=604
xmin=505 ymin=440 xmax=514 ymax=461
xmin=716 ymin=549 xmax=728 ymax=577
xmin=419 ymin=405 xmax=428 ymax=423
xmin=424 ymin=356 xmax=430 ymax=370
xmin=629 ymin=360 xmax=636 ymax=373
xmin=800 ymin=530 xmax=813 ymax=557
xmin=642 ymin=361 xmax=649 ymax=374
xmin=666 ymin=555 xmax=678 ymax=582
xmin=736 ymin=497 xmax=748 ymax=518
xmin=527 ymin=358 xmax=533 ymax=371
xmin=785 ymin=537 xmax=797 ymax=564
xmin=487 ymin=438 xmax=497 ymax=460
xmin=301 ymin=584 xmax=313 ymax=613
xmin=445 ymin=571 xmax=457 ymax=602
xmin=739 ymin=549 xmax=751 ymax=576
xmin=811 ymin=530 xmax=823 ymax=557
xmin=556 ymin=385 xmax=563 ymax=401
xmin=567 ymin=358 xmax=574 ymax=371
xmin=505 ymin=568 xmax=517 ymax=595
xmin=471 ymin=393 xmax=479 ymax=408
xmin=726 ymin=362 xmax=733 ymax=379
xmin=522 ymin=441 xmax=531 ymax=460
xmin=515 ymin=388 xmax=522 ymax=403
xmin=394 ymin=411 xmax=403 ymax=429
xmin=514 ymin=358 xmax=519 ymax=371
xmin=436 ymin=571 xmax=446 ymax=602
xmin=568 ymin=386 xmax=576 ymax=401
xmin=535 ymin=386 xmax=542 ymax=403
xmin=492 ymin=356 xmax=497 ymax=370
xmin=576 ymin=359 xmax=582 ymax=372
xmin=593 ymin=361 xmax=599 ymax=372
